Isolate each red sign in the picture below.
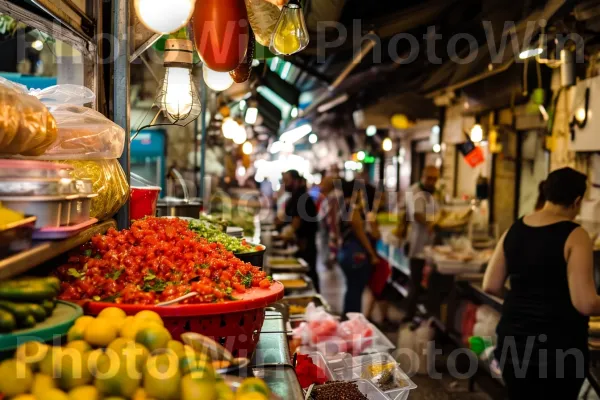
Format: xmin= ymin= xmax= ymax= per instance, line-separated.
xmin=464 ymin=145 xmax=485 ymax=167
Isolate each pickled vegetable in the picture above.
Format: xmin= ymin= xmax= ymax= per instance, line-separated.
xmin=56 ymin=159 xmax=129 ymax=220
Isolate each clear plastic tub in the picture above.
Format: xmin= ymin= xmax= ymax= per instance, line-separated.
xmin=310 ymin=380 xmax=388 ymax=400
xmin=331 ymin=353 xmax=417 ymax=400
xmin=305 ymin=352 xmax=336 ymax=382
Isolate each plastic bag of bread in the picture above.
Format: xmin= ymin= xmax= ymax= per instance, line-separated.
xmin=57 ymin=159 xmax=129 ymax=220
xmin=29 ymin=85 xmax=125 ymax=160
xmin=0 ymin=77 xmax=57 ymax=156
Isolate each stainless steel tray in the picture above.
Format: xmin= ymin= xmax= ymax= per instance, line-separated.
xmin=267 ymin=257 xmax=309 ymax=272
xmin=273 ymin=273 xmax=313 ymax=293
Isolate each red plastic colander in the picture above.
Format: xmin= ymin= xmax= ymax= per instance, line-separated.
xmin=84 ymin=282 xmax=284 ymax=358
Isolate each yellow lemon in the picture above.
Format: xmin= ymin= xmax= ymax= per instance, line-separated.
xmin=134 ymin=310 xmax=163 ymax=326
xmin=38 ymin=388 xmax=70 ymax=400
xmin=12 ymin=395 xmax=36 ymax=400
xmin=120 ymin=342 xmax=149 ymax=375
xmin=97 ymin=307 xmax=127 ymax=320
xmin=15 ymin=341 xmax=49 ymax=372
xmin=235 ymin=393 xmax=268 ymax=400
xmin=181 ymin=374 xmax=217 ymax=400
xmin=74 ymin=316 xmax=95 ymax=329
xmin=94 ymin=352 xmax=141 ymax=398
xmin=0 ymin=359 xmax=33 ymax=397
xmin=39 ymin=346 xmax=62 ymax=376
xmin=68 ymin=385 xmax=99 ymax=400
xmin=84 ymin=318 xmax=118 ymax=347
xmin=65 ymin=340 xmax=92 ymax=354
xmin=135 ymin=325 xmax=172 ymax=352
xmin=31 ymin=373 xmax=56 ymax=398
xmin=119 ymin=316 xmax=135 ymax=336
xmin=166 ymin=340 xmax=185 ymax=358
xmin=67 ymin=324 xmax=86 ymax=342
xmin=143 ymin=353 xmax=180 ymax=400
xmin=216 ymin=380 xmax=235 ymax=400
xmin=107 ymin=337 xmax=131 ymax=354
xmin=56 ymin=348 xmax=92 ymax=390
xmin=239 ymin=377 xmax=270 ymax=398
xmin=131 ymin=388 xmax=149 ymax=400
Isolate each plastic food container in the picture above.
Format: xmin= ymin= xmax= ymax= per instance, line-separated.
xmin=0 ymin=195 xmax=76 ymax=228
xmin=0 ymin=216 xmax=36 ymax=258
xmin=331 ymin=353 xmax=417 ymax=400
xmin=130 ymin=186 xmax=161 ymax=221
xmin=0 ymin=177 xmax=74 ymax=196
xmin=310 ymin=380 xmax=388 ymax=400
xmin=304 ymin=352 xmax=336 ymax=382
xmin=70 ymin=179 xmax=97 ymax=225
xmin=0 ymin=160 xmax=72 ymax=178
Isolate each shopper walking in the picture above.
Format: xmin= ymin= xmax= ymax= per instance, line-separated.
xmin=484 ymin=167 xmax=598 ymax=400
xmin=279 ymin=170 xmax=320 ymax=292
xmin=337 ymin=180 xmax=379 ymax=315
xmin=403 ymin=166 xmax=440 ymax=321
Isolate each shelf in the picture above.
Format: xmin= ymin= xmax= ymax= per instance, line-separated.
xmin=0 ymin=220 xmax=116 ymax=281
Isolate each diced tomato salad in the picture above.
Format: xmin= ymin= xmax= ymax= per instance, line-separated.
xmin=55 ymin=217 xmax=272 ymax=305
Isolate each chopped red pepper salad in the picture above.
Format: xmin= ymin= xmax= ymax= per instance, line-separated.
xmin=56 ymin=217 xmax=272 ymax=304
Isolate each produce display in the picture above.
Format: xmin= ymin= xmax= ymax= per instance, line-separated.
xmin=0 ymin=307 xmax=273 ymax=400
xmin=292 ymin=305 xmax=381 ymax=356
xmin=56 ymin=217 xmax=271 ymax=304
xmin=189 ymin=219 xmax=260 ymax=254
xmin=0 ymin=277 xmax=59 ymax=333
xmin=57 ymin=159 xmax=129 ymax=220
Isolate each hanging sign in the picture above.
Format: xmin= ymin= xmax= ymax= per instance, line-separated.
xmin=458 ymin=141 xmax=485 ymax=168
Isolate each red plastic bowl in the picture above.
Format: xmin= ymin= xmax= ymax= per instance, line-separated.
xmin=130 ymin=186 xmax=161 ymax=221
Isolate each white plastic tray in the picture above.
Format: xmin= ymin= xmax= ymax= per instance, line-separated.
xmin=330 ymin=353 xmax=417 ymax=400
xmin=309 ymin=380 xmax=388 ymax=400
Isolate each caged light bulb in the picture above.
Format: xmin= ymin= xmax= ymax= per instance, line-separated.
xmin=203 ymin=64 xmax=234 ymax=92
xmin=162 ymin=67 xmax=194 ymax=122
xmin=269 ymin=0 xmax=309 ymax=56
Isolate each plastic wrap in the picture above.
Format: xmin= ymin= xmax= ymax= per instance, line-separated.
xmin=57 ymin=159 xmax=129 ymax=220
xmin=0 ymin=78 xmax=57 ymax=156
xmin=245 ymin=0 xmax=280 ymax=46
xmin=30 ymin=85 xmax=125 ymax=160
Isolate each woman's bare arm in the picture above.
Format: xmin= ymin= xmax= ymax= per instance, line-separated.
xmin=483 ymin=232 xmax=508 ymax=296
xmin=566 ymin=227 xmax=600 ymax=316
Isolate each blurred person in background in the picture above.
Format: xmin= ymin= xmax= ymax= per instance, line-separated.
xmin=403 ymin=166 xmax=440 ymax=322
xmin=484 ymin=168 xmax=596 ymax=400
xmin=278 ymin=170 xmax=320 ymax=292
xmin=337 ymin=180 xmax=380 ymax=314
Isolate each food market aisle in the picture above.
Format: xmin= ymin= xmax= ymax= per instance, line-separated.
xmin=317 ymin=262 xmax=492 ymax=400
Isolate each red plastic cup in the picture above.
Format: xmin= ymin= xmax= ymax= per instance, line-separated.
xmin=130 ymin=186 xmax=161 ymax=221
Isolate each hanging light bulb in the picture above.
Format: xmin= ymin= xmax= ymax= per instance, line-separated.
xmin=232 ymin=124 xmax=248 ymax=144
xmin=382 ymin=137 xmax=393 ymax=152
xmin=222 ymin=117 xmax=238 ymax=139
xmin=135 ymin=0 xmax=195 ymax=34
xmin=242 ymin=141 xmax=253 ymax=155
xmin=470 ymin=124 xmax=483 ymax=143
xmin=203 ymin=64 xmax=234 ymax=92
xmin=269 ymin=0 xmax=309 ymax=56
xmin=157 ymin=37 xmax=201 ymax=124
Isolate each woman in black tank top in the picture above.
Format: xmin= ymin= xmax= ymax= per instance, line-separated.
xmin=484 ymin=168 xmax=599 ymax=400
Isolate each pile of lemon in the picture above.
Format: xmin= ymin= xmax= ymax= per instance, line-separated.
xmin=0 ymin=307 xmax=271 ymax=400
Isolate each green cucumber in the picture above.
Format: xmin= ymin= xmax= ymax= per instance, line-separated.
xmin=41 ymin=299 xmax=56 ymax=315
xmin=0 ymin=284 xmax=57 ymax=301
xmin=26 ymin=304 xmax=47 ymax=322
xmin=0 ymin=308 xmax=16 ymax=332
xmin=17 ymin=314 xmax=36 ymax=329
xmin=12 ymin=277 xmax=60 ymax=291
xmin=0 ymin=300 xmax=31 ymax=320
